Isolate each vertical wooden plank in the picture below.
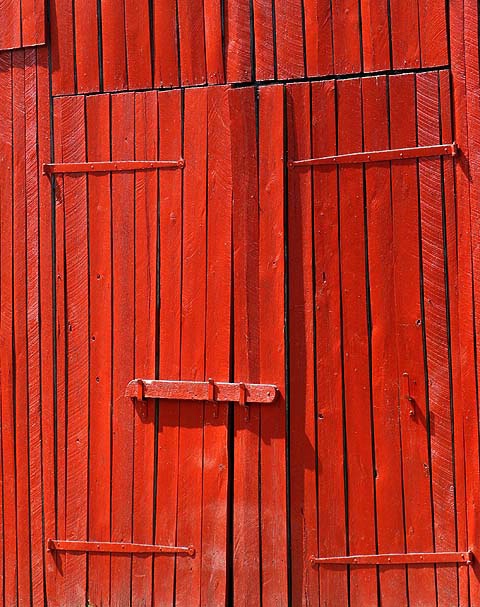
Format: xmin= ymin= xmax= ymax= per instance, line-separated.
xmin=204 ymin=0 xmax=225 ymax=83
xmin=201 ymin=85 xmax=231 ymax=607
xmin=52 ymin=96 xmax=67 ymax=607
xmin=74 ymin=0 xmax=100 ymax=92
xmin=229 ymin=86 xmax=262 ymax=607
xmin=13 ymin=50 xmax=32 ymax=607
xmin=174 ymin=86 xmax=207 ymax=607
xmin=418 ymin=0 xmax=448 ymax=67
xmin=286 ymin=82 xmax=319 ymax=607
xmin=275 ymin=0 xmax=305 ymax=79
xmin=21 ymin=0 xmax=46 ymax=47
xmin=131 ymin=91 xmax=158 ymax=606
xmin=0 ymin=51 xmax=17 ymax=607
xmin=304 ymin=0 xmax=333 ymax=77
xmin=311 ymin=79 xmax=349 ymax=607
xmin=360 ymin=0 xmax=390 ymax=71
xmin=25 ymin=48 xmax=45 ymax=607
xmin=37 ymin=45 xmax=56 ymax=607
xmin=258 ymin=84 xmax=288 ymax=607
xmin=86 ymin=94 xmax=112 ymax=607
xmin=337 ymin=77 xmax=377 ymax=607
xmin=125 ymin=0 xmax=152 ymax=89
xmin=439 ymin=68 xmax=469 ymax=607
xmin=416 ymin=70 xmax=458 ymax=607
xmin=100 ymin=0 xmax=128 ymax=91
xmin=332 ymin=0 xmax=361 ymax=73
xmin=50 ymin=0 xmax=76 ymax=95
xmin=389 ymin=73 xmax=436 ymax=607
xmin=62 ymin=95 xmax=89 ymax=607
xmin=153 ymin=88 xmax=183 ymax=607
xmin=153 ymin=0 xmax=179 ymax=88
xmin=389 ymin=0 xmax=420 ymax=69
xmin=110 ymin=92 xmax=135 ymax=607
xmin=178 ymin=0 xmax=207 ymax=85
xmin=224 ymin=0 xmax=252 ymax=82
xmin=253 ymin=0 xmax=275 ymax=80
xmin=362 ymin=75 xmax=407 ymax=607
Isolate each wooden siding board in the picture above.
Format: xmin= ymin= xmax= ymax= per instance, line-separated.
xmin=110 ymin=92 xmax=135 ymax=607
xmin=286 ymin=81 xmax=319 ymax=607
xmin=153 ymin=88 xmax=183 ymax=607
xmin=229 ymin=86 xmax=262 ymax=607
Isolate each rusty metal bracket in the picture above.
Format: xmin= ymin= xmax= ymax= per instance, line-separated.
xmin=402 ymin=372 xmax=416 ymax=418
xmin=288 ymin=143 xmax=457 ymax=168
xmin=43 ymin=159 xmax=185 ymax=175
xmin=126 ymin=379 xmax=277 ymax=420
xmin=47 ymin=539 xmax=195 ymax=556
xmin=311 ymin=551 xmax=472 ymax=566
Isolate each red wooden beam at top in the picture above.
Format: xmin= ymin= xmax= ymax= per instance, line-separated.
xmin=288 ymin=143 xmax=458 ymax=168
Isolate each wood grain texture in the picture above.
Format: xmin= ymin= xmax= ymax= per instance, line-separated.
xmin=153 ymin=88 xmax=182 ymax=607
xmin=311 ymin=79 xmax=348 ymax=607
xmin=258 ymin=85 xmax=288 ymax=607
xmin=110 ymin=92 xmax=135 ymax=607
xmin=229 ymin=86 xmax=262 ymax=607
xmin=131 ymin=91 xmax=158 ymax=606
xmin=174 ymin=86 xmax=207 ymax=607
xmin=337 ymin=77 xmax=377 ymax=607
xmin=86 ymin=94 xmax=112 ymax=607
xmin=286 ymin=82 xmax=318 ymax=607
xmin=389 ymin=73 xmax=437 ymax=607
xmin=362 ymin=75 xmax=407 ymax=607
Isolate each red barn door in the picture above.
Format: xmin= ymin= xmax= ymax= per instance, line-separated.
xmin=287 ymin=71 xmax=469 ymax=607
xmin=46 ymin=84 xmax=288 ymax=607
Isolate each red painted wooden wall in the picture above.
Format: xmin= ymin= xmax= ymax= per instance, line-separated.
xmin=1 ymin=0 xmax=480 ymax=606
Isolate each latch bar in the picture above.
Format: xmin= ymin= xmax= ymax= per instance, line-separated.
xmin=311 ymin=551 xmax=472 ymax=566
xmin=43 ymin=159 xmax=185 ymax=175
xmin=47 ymin=539 xmax=195 ymax=556
xmin=288 ymin=143 xmax=457 ymax=168
xmin=125 ymin=379 xmax=277 ymax=404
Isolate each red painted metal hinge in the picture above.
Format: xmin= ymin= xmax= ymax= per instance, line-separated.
xmin=125 ymin=379 xmax=278 ymax=421
xmin=311 ymin=551 xmax=472 ymax=566
xmin=47 ymin=539 xmax=195 ymax=556
xmin=288 ymin=143 xmax=457 ymax=168
xmin=43 ymin=159 xmax=185 ymax=175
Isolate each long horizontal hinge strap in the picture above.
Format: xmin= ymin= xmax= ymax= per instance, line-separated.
xmin=288 ymin=143 xmax=457 ymax=168
xmin=311 ymin=551 xmax=472 ymax=566
xmin=125 ymin=379 xmax=278 ymax=404
xmin=43 ymin=159 xmax=185 ymax=175
xmin=47 ymin=540 xmax=195 ymax=556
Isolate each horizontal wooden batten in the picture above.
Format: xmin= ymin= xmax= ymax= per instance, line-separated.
xmin=311 ymin=551 xmax=473 ymax=566
xmin=288 ymin=143 xmax=458 ymax=168
xmin=43 ymin=159 xmax=185 ymax=175
xmin=47 ymin=540 xmax=195 ymax=556
xmin=125 ymin=379 xmax=278 ymax=404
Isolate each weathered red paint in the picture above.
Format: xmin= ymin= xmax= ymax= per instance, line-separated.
xmin=1 ymin=1 xmax=480 ymax=606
